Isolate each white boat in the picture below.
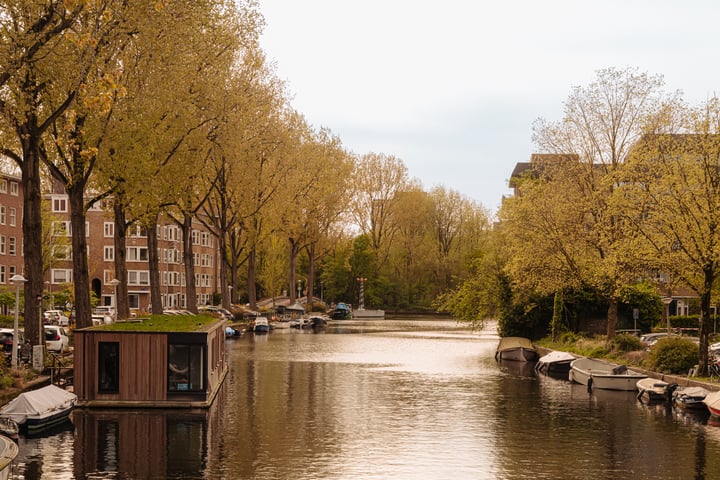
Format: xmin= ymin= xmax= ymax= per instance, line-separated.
xmin=703 ymin=390 xmax=720 ymax=416
xmin=0 ymin=384 xmax=77 ymax=433
xmin=636 ymin=377 xmax=677 ymax=402
xmin=495 ymin=337 xmax=538 ymax=362
xmin=0 ymin=434 xmax=18 ymax=480
xmin=535 ymin=350 xmax=575 ymax=375
xmin=252 ymin=317 xmax=270 ymax=333
xmin=569 ymin=357 xmax=646 ymax=391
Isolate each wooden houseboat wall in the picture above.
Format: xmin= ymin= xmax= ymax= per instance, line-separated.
xmin=74 ymin=320 xmax=227 ymax=407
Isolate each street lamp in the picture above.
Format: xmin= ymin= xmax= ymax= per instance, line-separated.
xmin=109 ymin=278 xmax=120 ymax=321
xmin=227 ymin=285 xmax=233 ymax=305
xmin=10 ymin=274 xmax=27 ymax=368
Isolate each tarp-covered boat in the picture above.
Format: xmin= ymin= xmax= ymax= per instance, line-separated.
xmin=331 ymin=303 xmax=352 ymax=320
xmin=495 ymin=337 xmax=538 ymax=362
xmin=0 ymin=384 xmax=76 ymax=433
xmin=535 ymin=350 xmax=575 ymax=375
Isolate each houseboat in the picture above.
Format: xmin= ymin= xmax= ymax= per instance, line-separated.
xmin=73 ymin=315 xmax=228 ymax=408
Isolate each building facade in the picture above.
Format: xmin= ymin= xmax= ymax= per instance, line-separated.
xmin=46 ymin=187 xmax=221 ymax=313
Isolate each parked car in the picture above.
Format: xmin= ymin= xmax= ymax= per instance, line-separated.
xmin=44 ymin=309 xmax=70 ymax=326
xmin=44 ymin=326 xmax=69 ymax=353
xmin=92 ymin=306 xmax=115 ymax=325
xmin=0 ymin=328 xmax=22 ymax=362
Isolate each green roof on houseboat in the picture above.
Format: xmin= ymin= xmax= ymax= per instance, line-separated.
xmin=84 ymin=314 xmax=221 ymax=332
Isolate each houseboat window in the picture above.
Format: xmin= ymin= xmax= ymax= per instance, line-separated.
xmin=98 ymin=342 xmax=119 ymax=393
xmin=168 ymin=344 xmax=204 ymax=392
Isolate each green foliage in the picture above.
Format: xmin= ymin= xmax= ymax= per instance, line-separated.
xmin=646 ymin=337 xmax=699 ymax=374
xmin=618 ymin=282 xmax=662 ymax=331
xmin=611 ymin=333 xmax=643 ymax=353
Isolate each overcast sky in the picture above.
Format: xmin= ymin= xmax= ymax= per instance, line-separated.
xmin=257 ymin=0 xmax=719 ymax=213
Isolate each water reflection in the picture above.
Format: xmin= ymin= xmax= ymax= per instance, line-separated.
xmin=12 ymin=318 xmax=720 ymax=479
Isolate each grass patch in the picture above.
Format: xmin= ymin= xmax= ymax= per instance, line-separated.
xmin=89 ymin=314 xmax=220 ymax=332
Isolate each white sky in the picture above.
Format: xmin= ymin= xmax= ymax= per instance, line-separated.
xmin=257 ymin=0 xmax=719 ymax=213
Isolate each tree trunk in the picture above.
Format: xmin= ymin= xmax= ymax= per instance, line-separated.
xmin=606 ymin=298 xmax=618 ymax=340
xmin=113 ymin=199 xmax=129 ymax=320
xmin=147 ymin=213 xmax=163 ymax=314
xmin=698 ymin=273 xmax=713 ymax=376
xmin=246 ymin=247 xmax=257 ymax=309
xmin=67 ymin=183 xmax=92 ymax=329
xmin=19 ymin=134 xmax=43 ymax=346
xmin=182 ymin=214 xmax=197 ymax=313
xmin=306 ymin=243 xmax=316 ymax=309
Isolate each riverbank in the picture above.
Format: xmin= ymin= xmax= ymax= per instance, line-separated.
xmin=536 ymin=346 xmax=720 ymax=392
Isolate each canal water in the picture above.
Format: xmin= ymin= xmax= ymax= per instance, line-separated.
xmin=10 ymin=317 xmax=720 ymax=479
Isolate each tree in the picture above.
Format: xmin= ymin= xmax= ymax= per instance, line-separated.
xmin=524 ymin=67 xmax=680 ymax=338
xmin=351 ymin=153 xmax=412 ymax=272
xmin=617 ymin=98 xmax=720 ymax=374
xmin=0 ymin=0 xmax=138 ymax=334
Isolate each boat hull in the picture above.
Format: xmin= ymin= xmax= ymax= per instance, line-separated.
xmin=569 ymin=358 xmax=646 ymax=391
xmin=495 ymin=337 xmax=538 ymax=362
xmin=703 ymin=390 xmax=720 ymax=416
xmin=535 ymin=351 xmax=575 ymax=375
xmin=496 ymin=348 xmax=538 ymax=362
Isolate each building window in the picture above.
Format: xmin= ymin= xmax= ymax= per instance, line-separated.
xmin=52 ymin=221 xmax=71 ymax=236
xmin=8 ymin=266 xmax=14 ymax=277
xmin=52 ymin=269 xmax=72 ymax=284
xmin=128 ymin=294 xmax=139 ymax=309
xmin=104 ymin=222 xmax=114 ymax=238
xmin=127 ymin=247 xmax=148 ymax=262
xmin=0 ymin=266 xmax=5 ymax=284
xmin=8 ymin=207 xmax=15 ymax=227
xmin=52 ymin=197 xmax=68 ymax=213
xmin=168 ymin=344 xmax=205 ymax=393
xmin=128 ymin=270 xmax=149 ymax=286
xmin=98 ymin=342 xmax=119 ymax=393
xmin=0 ymin=206 xmax=6 ymax=225
xmin=8 ymin=237 xmax=14 ymax=256
xmin=104 ymin=246 xmax=114 ymax=261
xmin=53 ymin=245 xmax=71 ymax=260
xmin=0 ymin=236 xmax=5 ymax=255
xmin=9 ymin=182 xmax=17 ymax=196
xmin=0 ymin=180 xmax=6 ymax=193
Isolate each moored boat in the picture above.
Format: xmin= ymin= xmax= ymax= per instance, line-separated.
xmin=703 ymin=390 xmax=720 ymax=416
xmin=535 ymin=350 xmax=575 ymax=375
xmin=308 ymin=315 xmax=328 ymax=328
xmin=636 ymin=377 xmax=677 ymax=403
xmin=252 ymin=317 xmax=270 ymax=333
xmin=495 ymin=337 xmax=538 ymax=362
xmin=673 ymin=386 xmax=710 ymax=411
xmin=330 ymin=303 xmax=352 ymax=320
xmin=569 ymin=357 xmax=646 ymax=391
xmin=0 ymin=384 xmax=77 ymax=433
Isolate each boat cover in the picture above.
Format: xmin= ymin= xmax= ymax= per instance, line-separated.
xmin=703 ymin=390 xmax=720 ymax=413
xmin=497 ymin=337 xmax=534 ymax=351
xmin=537 ymin=351 xmax=575 ymax=364
xmin=0 ymin=385 xmax=76 ymax=424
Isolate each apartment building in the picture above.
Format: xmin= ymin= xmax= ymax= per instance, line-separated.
xmin=46 ymin=187 xmax=221 ymax=313
xmin=0 ymin=174 xmax=25 ymax=289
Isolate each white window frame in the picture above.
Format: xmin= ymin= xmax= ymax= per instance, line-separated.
xmin=103 ymin=246 xmax=114 ymax=262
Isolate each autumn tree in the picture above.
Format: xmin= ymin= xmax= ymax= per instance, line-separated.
xmin=351 ymin=153 xmax=411 ymax=273
xmin=526 ymin=67 xmax=680 ymax=338
xmin=617 ymin=98 xmax=720 ymax=374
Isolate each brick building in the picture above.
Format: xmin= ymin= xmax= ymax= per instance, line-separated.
xmin=46 ymin=186 xmax=220 ymax=313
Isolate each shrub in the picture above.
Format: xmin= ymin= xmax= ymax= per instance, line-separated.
xmin=612 ymin=333 xmax=643 ymax=353
xmin=646 ymin=337 xmax=698 ymax=374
